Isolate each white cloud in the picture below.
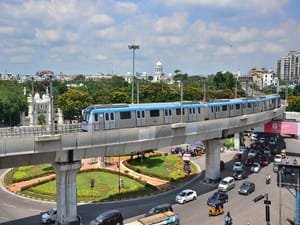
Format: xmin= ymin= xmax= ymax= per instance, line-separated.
xmin=96 ymin=27 xmax=117 ymax=39
xmin=88 ymin=14 xmax=114 ymax=26
xmin=35 ymin=29 xmax=61 ymax=43
xmin=262 ymin=43 xmax=284 ymax=53
xmin=0 ymin=26 xmax=15 ymax=35
xmin=156 ymin=36 xmax=182 ymax=46
xmin=155 ymin=12 xmax=187 ymax=34
xmin=9 ymin=55 xmax=32 ymax=64
xmin=114 ymin=2 xmax=138 ymax=15
xmin=94 ymin=54 xmax=108 ymax=61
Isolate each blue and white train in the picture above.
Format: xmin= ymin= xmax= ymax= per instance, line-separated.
xmin=81 ymin=95 xmax=281 ymax=132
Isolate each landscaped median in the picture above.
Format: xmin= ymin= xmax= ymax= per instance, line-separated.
xmin=3 ymin=152 xmax=198 ymax=202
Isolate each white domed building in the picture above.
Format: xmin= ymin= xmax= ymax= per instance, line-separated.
xmin=153 ymin=59 xmax=164 ymax=82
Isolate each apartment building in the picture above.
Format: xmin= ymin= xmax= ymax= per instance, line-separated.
xmin=277 ymin=51 xmax=300 ymax=83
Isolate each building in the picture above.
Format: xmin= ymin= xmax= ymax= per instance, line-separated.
xmin=249 ymin=68 xmax=276 ymax=90
xmin=277 ymin=51 xmax=300 ymax=83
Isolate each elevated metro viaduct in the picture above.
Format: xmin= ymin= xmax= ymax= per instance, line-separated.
xmin=0 ymin=105 xmax=285 ymax=225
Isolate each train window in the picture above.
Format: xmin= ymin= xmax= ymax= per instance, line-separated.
xmin=176 ymin=108 xmax=185 ymax=115
xmin=222 ymin=105 xmax=227 ymax=111
xmin=193 ymin=108 xmax=195 ymax=114
xmin=150 ymin=110 xmax=160 ymax=117
xmin=120 ymin=111 xmax=131 ymax=119
xmin=198 ymin=108 xmax=201 ymax=113
xmin=248 ymin=103 xmax=252 ymax=108
xmin=110 ymin=113 xmax=114 ymax=120
xmin=165 ymin=110 xmax=168 ymax=116
xmin=137 ymin=111 xmax=140 ymax=117
xmin=142 ymin=111 xmax=145 ymax=117
xmin=94 ymin=113 xmax=98 ymax=122
xmin=169 ymin=109 xmax=172 ymax=115
xmin=211 ymin=107 xmax=213 ymax=112
xmin=236 ymin=104 xmax=240 ymax=110
xmin=105 ymin=113 xmax=109 ymax=121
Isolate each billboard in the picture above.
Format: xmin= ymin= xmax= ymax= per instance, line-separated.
xmin=264 ymin=120 xmax=298 ymax=135
xmin=276 ymin=164 xmax=300 ymax=188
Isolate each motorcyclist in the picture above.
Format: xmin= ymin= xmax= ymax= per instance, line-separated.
xmin=266 ymin=174 xmax=271 ymax=184
xmin=225 ymin=211 xmax=232 ymax=225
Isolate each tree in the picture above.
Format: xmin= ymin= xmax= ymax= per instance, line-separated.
xmin=0 ymin=81 xmax=27 ymax=126
xmin=287 ymin=96 xmax=300 ymax=112
xmin=57 ymin=89 xmax=93 ymax=121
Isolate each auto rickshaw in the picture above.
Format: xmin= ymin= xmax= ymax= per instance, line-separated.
xmin=208 ymin=202 xmax=224 ymax=216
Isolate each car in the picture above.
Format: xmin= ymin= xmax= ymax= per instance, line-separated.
xmin=232 ymin=153 xmax=242 ymax=161
xmin=233 ymin=170 xmax=248 ymax=180
xmin=89 ymin=210 xmax=123 ymax=225
xmin=245 ymin=157 xmax=255 ymax=166
xmin=218 ymin=177 xmax=235 ymax=192
xmin=175 ymin=189 xmax=197 ymax=204
xmin=171 ymin=147 xmax=183 ymax=154
xmin=274 ymin=154 xmax=282 ymax=163
xmin=238 ymin=181 xmax=255 ymax=195
xmin=259 ymin=137 xmax=265 ymax=144
xmin=259 ymin=156 xmax=269 ymax=166
xmin=207 ymin=191 xmax=228 ymax=205
xmin=40 ymin=208 xmax=57 ymax=224
xmin=250 ymin=162 xmax=261 ymax=173
xmin=248 ymin=150 xmax=257 ymax=158
xmin=144 ymin=203 xmax=173 ymax=217
xmin=232 ymin=161 xmax=243 ymax=171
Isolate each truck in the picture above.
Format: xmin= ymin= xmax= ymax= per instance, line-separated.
xmin=125 ymin=211 xmax=180 ymax=225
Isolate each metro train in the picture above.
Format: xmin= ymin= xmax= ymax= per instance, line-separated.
xmin=81 ymin=95 xmax=281 ymax=132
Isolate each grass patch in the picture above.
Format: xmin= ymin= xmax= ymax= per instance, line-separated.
xmin=8 ymin=164 xmax=54 ymax=183
xmin=126 ymin=154 xmax=197 ymax=181
xmin=21 ymin=170 xmax=156 ymax=202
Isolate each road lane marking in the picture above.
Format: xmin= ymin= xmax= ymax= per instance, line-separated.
xmin=0 ymin=216 xmax=9 ymax=220
xmin=3 ymin=203 xmax=16 ymax=208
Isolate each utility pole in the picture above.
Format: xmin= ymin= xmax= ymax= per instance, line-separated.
xmin=128 ymin=44 xmax=139 ymax=104
xmin=180 ymin=80 xmax=183 ymax=123
xmin=264 ymin=193 xmax=271 ymax=225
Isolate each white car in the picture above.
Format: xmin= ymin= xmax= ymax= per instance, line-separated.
xmin=40 ymin=208 xmax=57 ymax=224
xmin=250 ymin=162 xmax=261 ymax=173
xmin=233 ymin=162 xmax=243 ymax=171
xmin=175 ymin=189 xmax=197 ymax=204
xmin=218 ymin=177 xmax=235 ymax=192
xmin=248 ymin=150 xmax=257 ymax=158
xmin=274 ymin=154 xmax=282 ymax=163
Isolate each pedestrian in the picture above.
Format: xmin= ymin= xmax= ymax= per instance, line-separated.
xmin=286 ymin=157 xmax=289 ymax=164
xmin=225 ymin=211 xmax=232 ymax=225
xmin=294 ymin=158 xmax=298 ymax=165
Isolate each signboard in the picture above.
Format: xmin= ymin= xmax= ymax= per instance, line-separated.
xmin=277 ymin=164 xmax=300 ymax=188
xmin=264 ymin=120 xmax=298 ymax=135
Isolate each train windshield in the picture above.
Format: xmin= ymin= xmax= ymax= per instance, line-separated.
xmin=82 ymin=108 xmax=92 ymax=122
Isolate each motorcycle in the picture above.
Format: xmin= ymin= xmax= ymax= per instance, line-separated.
xmin=266 ymin=175 xmax=271 ymax=185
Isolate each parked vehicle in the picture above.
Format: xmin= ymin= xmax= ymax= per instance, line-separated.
xmin=144 ymin=203 xmax=173 ymax=217
xmin=250 ymin=162 xmax=261 ymax=173
xmin=274 ymin=154 xmax=282 ymax=163
xmin=207 ymin=191 xmax=228 ymax=205
xmin=171 ymin=147 xmax=183 ymax=154
xmin=281 ymin=150 xmax=287 ymax=159
xmin=232 ymin=162 xmax=243 ymax=171
xmin=40 ymin=208 xmax=57 ymax=224
xmin=175 ymin=189 xmax=197 ymax=204
xmin=238 ymin=182 xmax=255 ymax=195
xmin=232 ymin=153 xmax=242 ymax=162
xmin=126 ymin=211 xmax=179 ymax=225
xmin=89 ymin=210 xmax=123 ymax=225
xmin=245 ymin=157 xmax=255 ymax=167
xmin=248 ymin=150 xmax=257 ymax=158
xmin=259 ymin=156 xmax=269 ymax=166
xmin=218 ymin=177 xmax=235 ymax=192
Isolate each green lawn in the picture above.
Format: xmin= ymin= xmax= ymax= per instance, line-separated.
xmin=22 ymin=170 xmax=154 ymax=202
xmin=11 ymin=164 xmax=54 ymax=182
xmin=127 ymin=154 xmax=197 ymax=180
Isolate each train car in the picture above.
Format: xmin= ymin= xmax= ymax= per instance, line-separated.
xmin=81 ymin=94 xmax=281 ymax=132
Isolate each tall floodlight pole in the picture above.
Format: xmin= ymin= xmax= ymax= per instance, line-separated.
xmin=235 ymin=79 xmax=237 ymax=98
xmin=31 ymin=77 xmax=35 ymax=125
xmin=49 ymin=75 xmax=54 ymax=134
xmin=128 ymin=44 xmax=139 ymax=104
xmin=180 ymin=80 xmax=183 ymax=123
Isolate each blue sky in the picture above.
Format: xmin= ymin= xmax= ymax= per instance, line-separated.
xmin=0 ymin=0 xmax=300 ymax=76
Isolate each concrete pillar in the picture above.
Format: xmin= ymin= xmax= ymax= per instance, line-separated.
xmin=54 ymin=161 xmax=81 ymax=225
xmin=98 ymin=156 xmax=105 ymax=167
xmin=204 ymin=139 xmax=221 ymax=183
xmin=234 ymin=132 xmax=240 ymax=151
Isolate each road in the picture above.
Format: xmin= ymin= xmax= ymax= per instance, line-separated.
xmin=0 ymin=138 xmax=298 ymax=225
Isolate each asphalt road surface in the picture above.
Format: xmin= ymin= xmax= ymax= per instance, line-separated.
xmin=0 ymin=138 xmax=298 ymax=225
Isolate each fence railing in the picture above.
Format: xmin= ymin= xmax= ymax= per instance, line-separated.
xmin=0 ymin=124 xmax=82 ymax=137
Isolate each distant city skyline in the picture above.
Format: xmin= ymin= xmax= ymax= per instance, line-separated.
xmin=0 ymin=0 xmax=300 ymax=76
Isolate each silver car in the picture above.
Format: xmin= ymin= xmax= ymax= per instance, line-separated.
xmin=175 ymin=189 xmax=197 ymax=204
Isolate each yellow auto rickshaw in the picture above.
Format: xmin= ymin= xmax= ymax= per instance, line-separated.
xmin=208 ymin=202 xmax=224 ymax=216
xmin=281 ymin=149 xmax=286 ymax=159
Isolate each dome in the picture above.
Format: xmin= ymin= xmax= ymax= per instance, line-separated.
xmin=156 ymin=60 xmax=162 ymax=67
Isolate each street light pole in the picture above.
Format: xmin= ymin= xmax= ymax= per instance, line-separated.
xmin=49 ymin=75 xmax=54 ymax=134
xmin=128 ymin=44 xmax=139 ymax=104
xmin=31 ymin=77 xmax=35 ymax=125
